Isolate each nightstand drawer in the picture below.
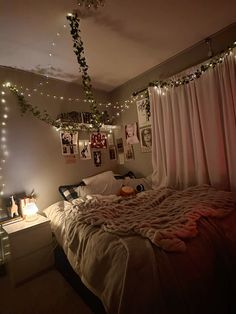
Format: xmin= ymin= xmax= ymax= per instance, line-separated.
xmin=8 ymin=245 xmax=54 ymax=284
xmin=9 ymin=224 xmax=52 ymax=260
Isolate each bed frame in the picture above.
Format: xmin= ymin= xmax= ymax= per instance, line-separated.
xmin=54 ymin=245 xmax=106 ymax=314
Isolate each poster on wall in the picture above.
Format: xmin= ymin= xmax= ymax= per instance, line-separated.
xmin=136 ymin=98 xmax=150 ymax=127
xmin=60 ymin=131 xmax=78 ymax=155
xmin=118 ymin=153 xmax=125 ymax=165
xmin=91 ymin=132 xmax=107 ymax=149
xmin=125 ymin=122 xmax=139 ymax=145
xmin=116 ymin=138 xmax=124 ymax=153
xmin=107 ymin=133 xmax=114 ymax=146
xmin=79 ymin=140 xmax=91 ymax=160
xmin=124 ymin=144 xmax=135 ymax=160
xmin=139 ymin=126 xmax=152 ymax=153
xmin=93 ymin=151 xmax=102 ymax=167
xmin=109 ymin=146 xmax=117 ymax=160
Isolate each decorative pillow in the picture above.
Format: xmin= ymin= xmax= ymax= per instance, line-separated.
xmin=114 ymin=171 xmax=136 ymax=180
xmin=82 ymin=171 xmax=115 ymax=185
xmin=58 ymin=182 xmax=85 ymax=201
xmin=76 ymin=178 xmax=123 ymax=197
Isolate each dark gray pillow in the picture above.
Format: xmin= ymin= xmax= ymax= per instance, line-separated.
xmin=58 ymin=182 xmax=85 ymax=201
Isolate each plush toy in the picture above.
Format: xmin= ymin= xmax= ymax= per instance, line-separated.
xmin=119 ymin=186 xmax=136 ymax=197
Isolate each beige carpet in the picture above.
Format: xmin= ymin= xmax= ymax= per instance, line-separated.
xmin=0 ymin=268 xmax=93 ymax=314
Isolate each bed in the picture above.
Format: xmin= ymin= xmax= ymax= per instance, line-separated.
xmin=43 ymin=172 xmax=236 ymax=314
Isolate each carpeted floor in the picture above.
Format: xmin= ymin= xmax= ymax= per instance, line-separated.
xmin=0 ymin=267 xmax=93 ymax=314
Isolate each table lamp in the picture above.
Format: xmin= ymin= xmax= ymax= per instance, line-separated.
xmin=24 ymin=203 xmax=39 ymax=222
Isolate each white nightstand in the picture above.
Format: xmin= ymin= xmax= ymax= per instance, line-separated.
xmin=3 ymin=215 xmax=54 ymax=285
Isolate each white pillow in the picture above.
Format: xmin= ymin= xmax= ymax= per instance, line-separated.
xmin=82 ymin=171 xmax=115 ymax=185
xmin=76 ymin=178 xmax=123 ymax=197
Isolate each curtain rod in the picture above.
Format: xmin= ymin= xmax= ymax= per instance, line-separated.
xmin=132 ymin=86 xmax=148 ymax=97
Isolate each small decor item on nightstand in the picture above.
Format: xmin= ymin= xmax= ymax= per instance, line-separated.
xmin=8 ymin=196 xmax=19 ymax=218
xmin=24 ymin=202 xmax=39 ymax=222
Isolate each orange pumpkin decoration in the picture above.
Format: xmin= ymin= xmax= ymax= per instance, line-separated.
xmin=119 ymin=186 xmax=136 ymax=197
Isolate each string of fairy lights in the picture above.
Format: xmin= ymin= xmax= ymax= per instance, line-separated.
xmin=6 ymin=81 xmax=145 ymax=117
xmin=1 ymin=7 xmax=235 ymax=198
xmin=15 ymin=13 xmax=145 ymax=117
xmin=0 ymin=88 xmax=9 ymax=197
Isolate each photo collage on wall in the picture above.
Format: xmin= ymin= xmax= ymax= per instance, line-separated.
xmin=117 ymin=97 xmax=151 ymax=164
xmin=60 ymin=129 xmax=117 ymax=167
xmin=136 ymin=98 xmax=152 ymax=153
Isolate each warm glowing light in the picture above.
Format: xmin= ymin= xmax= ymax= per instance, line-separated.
xmin=23 ymin=202 xmax=39 ymax=222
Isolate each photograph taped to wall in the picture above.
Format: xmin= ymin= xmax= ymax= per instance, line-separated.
xmin=60 ymin=131 xmax=78 ymax=155
xmin=93 ymin=151 xmax=102 ymax=167
xmin=136 ymin=98 xmax=150 ymax=127
xmin=118 ymin=153 xmax=125 ymax=165
xmin=124 ymin=144 xmax=135 ymax=160
xmin=116 ymin=138 xmax=124 ymax=153
xmin=79 ymin=140 xmax=91 ymax=160
xmin=125 ymin=122 xmax=139 ymax=145
xmin=109 ymin=146 xmax=117 ymax=160
xmin=140 ymin=126 xmax=152 ymax=153
xmin=91 ymin=132 xmax=107 ymax=149
xmin=107 ymin=133 xmax=114 ymax=146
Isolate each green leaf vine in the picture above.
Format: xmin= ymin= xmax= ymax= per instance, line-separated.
xmin=5 ymin=12 xmax=105 ymax=132
xmin=8 ymin=84 xmax=60 ymax=129
xmin=67 ymin=12 xmax=102 ymax=130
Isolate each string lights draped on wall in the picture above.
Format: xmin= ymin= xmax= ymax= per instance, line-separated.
xmin=3 ymin=1 xmax=235 ymax=135
xmin=2 ymin=8 xmax=147 ymax=132
xmin=0 ymin=87 xmax=9 ymax=197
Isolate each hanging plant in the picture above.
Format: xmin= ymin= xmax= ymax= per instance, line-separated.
xmin=5 ymin=12 xmax=105 ymax=131
xmin=67 ymin=12 xmax=102 ymax=130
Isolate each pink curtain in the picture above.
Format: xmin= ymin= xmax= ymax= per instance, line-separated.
xmin=149 ymin=48 xmax=236 ymax=191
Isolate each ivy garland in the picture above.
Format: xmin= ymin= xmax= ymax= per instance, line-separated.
xmin=140 ymin=40 xmax=236 ymax=118
xmin=149 ymin=41 xmax=236 ymax=89
xmin=7 ymin=84 xmax=60 ymax=129
xmin=5 ymin=12 xmax=104 ymax=131
xmin=67 ymin=12 xmax=102 ymax=130
xmin=5 ymin=83 xmax=93 ymax=131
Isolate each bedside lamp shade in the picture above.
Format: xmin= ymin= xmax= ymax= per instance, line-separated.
xmin=24 ymin=203 xmax=38 ymax=222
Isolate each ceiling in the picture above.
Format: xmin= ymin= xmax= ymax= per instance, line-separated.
xmin=0 ymin=0 xmax=236 ymax=92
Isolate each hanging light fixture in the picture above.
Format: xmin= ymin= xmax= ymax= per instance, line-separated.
xmin=77 ymin=0 xmax=105 ymax=10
